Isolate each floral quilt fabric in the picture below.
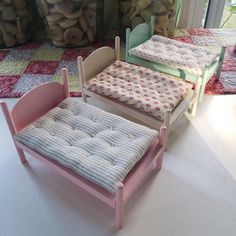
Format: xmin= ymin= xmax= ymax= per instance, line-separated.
xmin=84 ymin=60 xmax=192 ymax=121
xmin=129 ymin=35 xmax=220 ymax=76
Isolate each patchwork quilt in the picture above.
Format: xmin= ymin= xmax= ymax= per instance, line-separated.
xmin=0 ymin=40 xmax=113 ymax=98
xmin=0 ymin=28 xmax=236 ymax=97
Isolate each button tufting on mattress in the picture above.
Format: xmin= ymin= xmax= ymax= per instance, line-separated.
xmin=15 ymin=98 xmax=158 ymax=192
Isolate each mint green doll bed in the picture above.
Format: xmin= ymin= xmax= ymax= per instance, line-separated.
xmin=125 ymin=16 xmax=226 ymax=103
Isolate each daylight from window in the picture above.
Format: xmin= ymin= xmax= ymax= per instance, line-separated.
xmin=220 ymin=0 xmax=236 ymax=28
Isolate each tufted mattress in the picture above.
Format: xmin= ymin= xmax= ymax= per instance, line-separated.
xmin=84 ymin=60 xmax=192 ymax=121
xmin=129 ymin=35 xmax=220 ymax=75
xmin=15 ymin=98 xmax=158 ymax=193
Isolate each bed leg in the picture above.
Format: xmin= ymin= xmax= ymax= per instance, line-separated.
xmin=163 ymin=111 xmax=171 ymax=151
xmin=125 ymin=28 xmax=130 ymax=62
xmin=16 ymin=148 xmax=27 ymax=164
xmin=215 ymin=46 xmax=226 ymax=80
xmin=191 ymin=100 xmax=198 ymax=117
xmin=198 ymin=76 xmax=206 ymax=103
xmin=156 ymin=125 xmax=167 ymax=171
xmin=191 ymin=77 xmax=202 ymax=116
xmin=77 ymin=56 xmax=87 ymax=103
xmin=115 ymin=182 xmax=124 ymax=229
xmin=150 ymin=15 xmax=155 ymax=36
xmin=61 ymin=68 xmax=70 ymax=98
xmin=0 ymin=102 xmax=27 ymax=164
xmin=115 ymin=36 xmax=120 ymax=60
xmin=199 ymin=64 xmax=211 ymax=103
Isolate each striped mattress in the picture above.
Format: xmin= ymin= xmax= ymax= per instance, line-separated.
xmin=15 ymin=98 xmax=158 ymax=192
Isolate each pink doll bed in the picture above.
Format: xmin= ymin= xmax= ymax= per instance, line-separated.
xmin=77 ymin=37 xmax=202 ymax=148
xmin=0 ymin=68 xmax=167 ymax=229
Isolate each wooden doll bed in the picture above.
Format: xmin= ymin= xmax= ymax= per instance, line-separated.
xmin=77 ymin=36 xmax=202 ymax=148
xmin=0 ymin=68 xmax=167 ymax=229
xmin=125 ymin=16 xmax=226 ymax=103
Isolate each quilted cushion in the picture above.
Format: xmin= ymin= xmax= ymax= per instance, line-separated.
xmin=129 ymin=35 xmax=220 ymax=75
xmin=84 ymin=60 xmax=192 ymax=121
xmin=15 ymin=98 xmax=157 ymax=193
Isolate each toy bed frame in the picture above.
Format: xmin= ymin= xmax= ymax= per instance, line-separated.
xmin=0 ymin=69 xmax=167 ymax=229
xmin=125 ymin=16 xmax=226 ymax=103
xmin=78 ymin=36 xmax=202 ymax=148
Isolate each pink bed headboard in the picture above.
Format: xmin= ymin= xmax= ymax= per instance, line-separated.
xmin=11 ymin=69 xmax=69 ymax=132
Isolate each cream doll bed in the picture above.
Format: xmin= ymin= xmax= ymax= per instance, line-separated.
xmin=77 ymin=37 xmax=202 ymax=148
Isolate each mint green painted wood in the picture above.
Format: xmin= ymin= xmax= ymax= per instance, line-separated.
xmin=125 ymin=16 xmax=225 ymax=103
xmin=125 ymin=16 xmax=154 ymax=62
xmin=128 ymin=54 xmax=198 ymax=81
xmin=216 ymin=46 xmax=226 ymax=80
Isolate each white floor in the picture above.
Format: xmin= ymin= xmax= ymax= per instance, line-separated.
xmin=0 ymin=95 xmax=236 ymax=236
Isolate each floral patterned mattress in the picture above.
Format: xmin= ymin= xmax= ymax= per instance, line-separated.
xmin=84 ymin=60 xmax=192 ymax=121
xmin=129 ymin=35 xmax=220 ymax=76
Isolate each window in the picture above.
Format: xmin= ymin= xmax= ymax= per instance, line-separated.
xmin=205 ymin=0 xmax=227 ymax=28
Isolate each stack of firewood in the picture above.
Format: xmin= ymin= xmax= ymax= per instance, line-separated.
xmin=120 ymin=0 xmax=178 ymax=37
xmin=0 ymin=0 xmax=31 ymax=48
xmin=40 ymin=0 xmax=97 ymax=47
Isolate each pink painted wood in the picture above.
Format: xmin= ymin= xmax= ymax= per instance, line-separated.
xmin=15 ymin=140 xmax=116 ymax=207
xmin=0 ymin=102 xmax=27 ymax=163
xmin=116 ymin=182 xmax=124 ymax=228
xmin=0 ymin=68 xmax=69 ymax=163
xmin=11 ymin=68 xmax=69 ymax=132
xmin=156 ymin=126 xmax=167 ymax=170
xmin=61 ymin=68 xmax=70 ymax=98
xmin=0 ymin=69 xmax=167 ymax=229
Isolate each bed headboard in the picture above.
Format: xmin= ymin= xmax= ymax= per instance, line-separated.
xmin=82 ymin=47 xmax=116 ymax=81
xmin=9 ymin=69 xmax=69 ymax=132
xmin=126 ymin=16 xmax=155 ymax=56
xmin=78 ymin=36 xmax=120 ymax=83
